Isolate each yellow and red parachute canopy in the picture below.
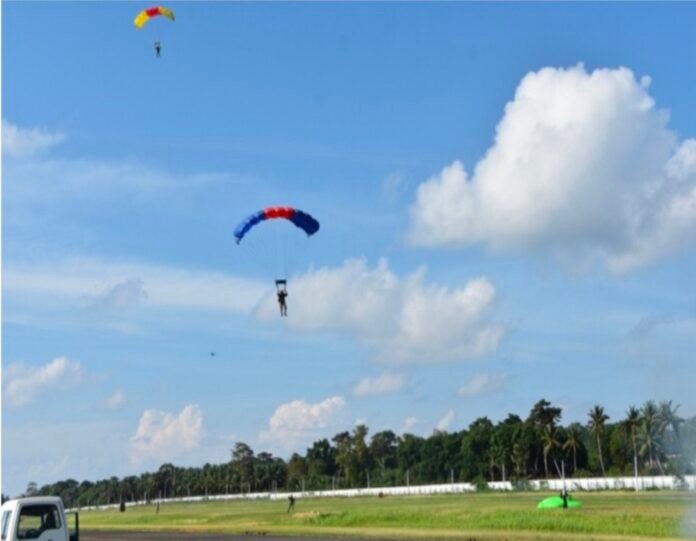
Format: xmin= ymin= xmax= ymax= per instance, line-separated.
xmin=134 ymin=6 xmax=175 ymax=29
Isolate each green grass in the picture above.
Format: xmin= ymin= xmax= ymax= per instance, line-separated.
xmin=79 ymin=491 xmax=696 ymax=540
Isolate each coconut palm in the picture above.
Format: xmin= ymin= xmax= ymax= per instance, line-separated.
xmin=512 ymin=440 xmax=528 ymax=479
xmin=622 ymin=406 xmax=642 ymax=484
xmin=640 ymin=401 xmax=665 ymax=474
xmin=588 ymin=405 xmax=609 ymax=476
xmin=541 ymin=425 xmax=560 ymax=478
xmin=658 ymin=400 xmax=683 ymax=458
xmin=563 ymin=423 xmax=582 ymax=473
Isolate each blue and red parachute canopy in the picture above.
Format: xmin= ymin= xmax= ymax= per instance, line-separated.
xmin=234 ymin=207 xmax=320 ymax=244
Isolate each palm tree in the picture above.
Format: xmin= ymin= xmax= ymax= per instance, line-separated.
xmin=658 ymin=400 xmax=683 ymax=459
xmin=541 ymin=426 xmax=560 ymax=479
xmin=563 ymin=423 xmax=582 ymax=474
xmin=157 ymin=463 xmax=175 ymax=499
xmin=490 ymin=431 xmax=511 ymax=482
xmin=588 ymin=405 xmax=609 ymax=477
xmin=640 ymin=401 xmax=665 ymax=474
xmin=512 ymin=440 xmax=528 ymax=479
xmin=622 ymin=407 xmax=642 ymax=488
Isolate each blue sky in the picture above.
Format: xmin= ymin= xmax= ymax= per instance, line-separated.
xmin=2 ymin=2 xmax=696 ymax=496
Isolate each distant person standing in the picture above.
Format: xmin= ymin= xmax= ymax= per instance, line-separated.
xmin=560 ymin=490 xmax=568 ymax=509
xmin=287 ymin=495 xmax=295 ymax=513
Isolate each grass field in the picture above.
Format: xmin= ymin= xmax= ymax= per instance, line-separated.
xmin=80 ymin=491 xmax=696 ymax=541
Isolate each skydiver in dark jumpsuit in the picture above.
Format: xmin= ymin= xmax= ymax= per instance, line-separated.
xmin=277 ymin=289 xmax=288 ymax=317
xmin=154 ymin=41 xmax=161 ymax=57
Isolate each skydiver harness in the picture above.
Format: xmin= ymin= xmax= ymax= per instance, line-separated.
xmin=276 ymin=279 xmax=288 ymax=316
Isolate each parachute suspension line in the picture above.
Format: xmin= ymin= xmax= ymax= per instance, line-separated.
xmin=283 ymin=229 xmax=308 ymax=283
xmin=134 ymin=7 xmax=174 ymax=58
xmin=275 ymin=230 xmax=284 ymax=284
xmin=233 ymin=205 xmax=320 ymax=283
xmin=234 ymin=206 xmax=320 ymax=308
xmin=239 ymin=231 xmax=274 ymax=286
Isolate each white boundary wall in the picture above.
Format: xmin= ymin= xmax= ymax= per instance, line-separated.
xmin=73 ymin=475 xmax=696 ymax=512
xmin=489 ymin=475 xmax=696 ymax=492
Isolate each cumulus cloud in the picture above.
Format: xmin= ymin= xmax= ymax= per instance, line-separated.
xmin=2 ymin=119 xmax=65 ymax=158
xmin=403 ymin=416 xmax=419 ymax=431
xmin=87 ymin=279 xmax=148 ymax=311
xmin=409 ymin=65 xmax=696 ymax=273
xmin=457 ymin=373 xmax=508 ymax=398
xmin=259 ymin=396 xmax=345 ymax=447
xmin=129 ymin=404 xmax=204 ymax=464
xmin=436 ymin=409 xmax=456 ymax=432
xmin=104 ymin=390 xmax=125 ymax=409
xmin=255 ymin=259 xmax=504 ymax=363
xmin=382 ymin=171 xmax=409 ymax=202
xmin=353 ymin=372 xmax=406 ymax=397
xmin=3 ymin=356 xmax=81 ymax=407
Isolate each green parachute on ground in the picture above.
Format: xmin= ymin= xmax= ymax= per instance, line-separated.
xmin=537 ymin=495 xmax=582 ymax=509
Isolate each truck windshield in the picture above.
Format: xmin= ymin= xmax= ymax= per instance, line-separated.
xmin=16 ymin=505 xmax=61 ymax=539
xmin=2 ymin=511 xmax=11 ymax=540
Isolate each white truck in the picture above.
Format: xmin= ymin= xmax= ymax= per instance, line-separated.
xmin=1 ymin=497 xmax=78 ymax=541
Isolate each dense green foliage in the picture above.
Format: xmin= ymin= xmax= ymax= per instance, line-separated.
xmin=23 ymin=399 xmax=696 ymax=508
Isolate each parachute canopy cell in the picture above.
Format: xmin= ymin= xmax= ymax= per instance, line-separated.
xmin=234 ymin=207 xmax=320 ymax=244
xmin=134 ymin=6 xmax=175 ymax=29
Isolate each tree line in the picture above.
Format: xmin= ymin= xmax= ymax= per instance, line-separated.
xmin=12 ymin=399 xmax=696 ymax=508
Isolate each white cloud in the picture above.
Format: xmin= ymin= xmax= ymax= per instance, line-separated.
xmin=436 ymin=409 xmax=456 ymax=432
xmin=382 ymin=171 xmax=408 ymax=202
xmin=88 ymin=279 xmax=148 ymax=311
xmin=353 ymin=372 xmax=406 ymax=397
xmin=104 ymin=390 xmax=125 ymax=409
xmin=255 ymin=258 xmax=504 ymax=363
xmin=457 ymin=373 xmax=508 ymax=398
xmin=628 ymin=315 xmax=675 ymax=340
xmin=4 ymin=258 xmax=266 ymax=313
xmin=129 ymin=404 xmax=204 ymax=464
xmin=403 ymin=416 xmax=419 ymax=431
xmin=3 ymin=357 xmax=81 ymax=407
xmin=4 ymin=156 xmax=226 ymax=203
xmin=2 ymin=119 xmax=65 ymax=158
xmin=409 ymin=65 xmax=696 ymax=273
xmin=259 ymin=396 xmax=345 ymax=448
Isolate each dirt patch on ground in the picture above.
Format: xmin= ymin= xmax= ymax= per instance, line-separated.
xmin=292 ymin=511 xmax=321 ymax=519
